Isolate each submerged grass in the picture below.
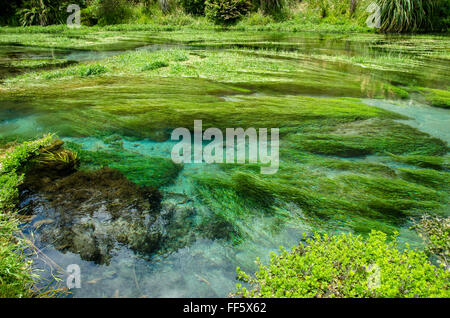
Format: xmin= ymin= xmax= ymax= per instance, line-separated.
xmin=0 ymin=28 xmax=448 ymax=274
xmin=388 ymin=154 xmax=450 ymax=170
xmin=65 ymin=141 xmax=182 ymax=188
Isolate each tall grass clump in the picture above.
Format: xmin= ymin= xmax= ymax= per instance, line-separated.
xmin=377 ymin=0 xmax=435 ymax=33
xmin=17 ymin=0 xmax=86 ymax=26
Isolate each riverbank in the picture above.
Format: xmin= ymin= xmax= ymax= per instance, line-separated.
xmin=0 ymin=135 xmax=63 ymax=297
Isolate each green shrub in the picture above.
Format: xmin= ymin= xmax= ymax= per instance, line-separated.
xmin=179 ymin=0 xmax=207 ymax=15
xmin=89 ymin=0 xmax=133 ymax=25
xmin=235 ymin=231 xmax=449 ymax=298
xmin=306 ymin=0 xmax=370 ymax=19
xmin=205 ymin=0 xmax=252 ymax=25
xmin=239 ymin=10 xmax=275 ymax=25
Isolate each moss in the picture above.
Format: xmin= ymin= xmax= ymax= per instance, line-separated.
xmin=290 ymin=136 xmax=372 ymax=157
xmin=5 ymin=47 xmax=396 ymax=99
xmin=192 ymin=159 xmax=445 ymax=239
xmin=0 ymin=78 xmax=409 ymax=143
xmin=424 ymin=88 xmax=450 ymax=109
xmin=42 ymin=63 xmax=110 ymax=80
xmin=307 ymin=156 xmax=396 ymax=177
xmin=410 ymin=87 xmax=450 ymax=109
xmin=384 ymin=84 xmax=410 ymax=99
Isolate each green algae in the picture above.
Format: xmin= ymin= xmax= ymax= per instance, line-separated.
xmin=388 ymin=154 xmax=450 ymax=171
xmin=284 ymin=118 xmax=448 ymax=158
xmin=65 ymin=141 xmax=182 ymax=188
xmin=399 ymin=168 xmax=450 ymax=192
xmin=0 ymin=28 xmax=448 ymax=297
xmin=424 ymin=89 xmax=450 ymax=109
xmin=3 ymin=48 xmax=401 ymax=99
xmin=1 ymin=70 xmax=447 ymax=238
xmin=10 ymin=58 xmax=73 ymax=70
xmin=192 ymin=157 xmax=447 ymax=237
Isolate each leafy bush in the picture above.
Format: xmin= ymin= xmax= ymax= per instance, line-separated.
xmin=205 ymin=0 xmax=252 ymax=25
xmin=235 ymin=231 xmax=449 ymax=298
xmin=88 ymin=0 xmax=133 ymax=25
xmin=179 ymin=0 xmax=206 ymax=15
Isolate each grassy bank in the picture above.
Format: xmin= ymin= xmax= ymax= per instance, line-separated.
xmin=0 ymin=135 xmax=55 ymax=297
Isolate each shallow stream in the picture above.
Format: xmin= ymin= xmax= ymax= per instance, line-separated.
xmin=0 ymin=31 xmax=448 ymax=297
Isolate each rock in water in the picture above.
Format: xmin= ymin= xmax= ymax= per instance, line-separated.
xmin=22 ymin=167 xmax=164 ymax=265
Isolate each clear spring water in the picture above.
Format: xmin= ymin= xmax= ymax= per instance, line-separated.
xmin=1 ymin=31 xmax=448 ymax=297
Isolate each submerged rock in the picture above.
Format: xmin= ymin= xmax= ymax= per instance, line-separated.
xmin=22 ymin=167 xmax=165 ymax=265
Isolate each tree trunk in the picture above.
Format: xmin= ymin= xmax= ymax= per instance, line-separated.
xmin=350 ymin=0 xmax=358 ymax=15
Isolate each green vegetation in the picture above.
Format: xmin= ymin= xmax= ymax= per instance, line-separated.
xmin=0 ymin=210 xmax=36 ymax=297
xmin=0 ymin=135 xmax=54 ymax=297
xmin=377 ymin=0 xmax=434 ymax=33
xmin=180 ymin=0 xmax=207 ymax=16
xmin=205 ymin=0 xmax=252 ymax=25
xmin=388 ymin=154 xmax=450 ymax=170
xmin=423 ymin=89 xmax=450 ymax=109
xmin=1 ymin=0 xmax=449 ymax=32
xmin=235 ymin=231 xmax=449 ymax=297
xmin=0 ymin=1 xmax=448 ymax=299
xmin=65 ymin=141 xmax=182 ymax=188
